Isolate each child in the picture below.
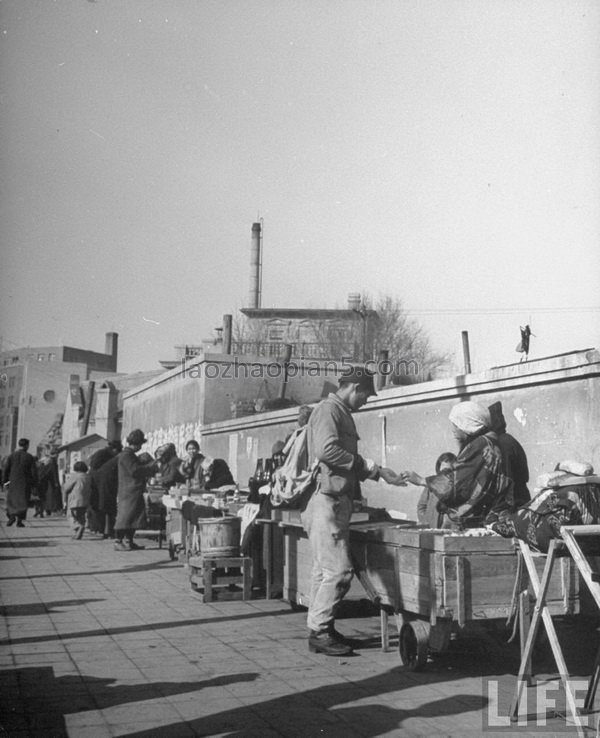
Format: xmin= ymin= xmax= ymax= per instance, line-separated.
xmin=416 ymin=452 xmax=457 ymax=528
xmin=63 ymin=461 xmax=89 ymax=540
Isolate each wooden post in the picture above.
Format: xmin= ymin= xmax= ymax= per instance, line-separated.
xmin=377 ymin=349 xmax=389 ymax=390
xmin=278 ymin=343 xmax=293 ymax=400
xmin=461 ymin=331 xmax=472 ymax=374
xmin=222 ymin=314 xmax=232 ymax=354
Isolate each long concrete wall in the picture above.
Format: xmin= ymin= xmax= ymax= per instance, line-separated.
xmin=199 ymin=349 xmax=600 ymax=519
xmin=121 ymin=353 xmax=341 ymax=458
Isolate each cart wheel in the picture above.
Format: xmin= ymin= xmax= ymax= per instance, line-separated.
xmin=168 ymin=541 xmax=176 ymax=561
xmin=399 ymin=620 xmax=430 ymax=671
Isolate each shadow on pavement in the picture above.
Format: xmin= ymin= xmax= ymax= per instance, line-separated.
xmin=0 ymin=598 xmax=106 ymax=617
xmin=0 ymin=558 xmax=179 ymax=581
xmin=117 ymin=667 xmax=490 ymax=737
xmin=0 ymin=608 xmax=296 ymax=646
xmin=0 ymin=540 xmax=56 ymax=548
xmin=0 ymin=666 xmax=260 ymax=737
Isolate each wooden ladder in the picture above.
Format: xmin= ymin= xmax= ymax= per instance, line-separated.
xmin=509 ymin=525 xmax=600 ymax=737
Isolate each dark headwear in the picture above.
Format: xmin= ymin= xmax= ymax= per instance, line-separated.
xmin=271 ymin=440 xmax=286 ymax=457
xmin=18 ymin=438 xmax=29 ymax=448
xmin=73 ymin=461 xmax=88 ymax=473
xmin=108 ymin=440 xmax=123 ymax=452
xmin=488 ymin=401 xmax=507 ymax=434
xmin=338 ymin=366 xmax=377 ymax=396
xmin=155 ymin=443 xmax=176 ymax=461
xmin=126 ymin=429 xmax=147 ymax=446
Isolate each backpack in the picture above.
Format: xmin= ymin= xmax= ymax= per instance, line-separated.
xmin=270 ymin=426 xmax=319 ymax=508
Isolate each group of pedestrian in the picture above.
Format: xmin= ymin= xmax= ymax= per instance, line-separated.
xmin=1 ymin=440 xmax=66 ymax=525
xmin=2 ymin=427 xmax=237 ymax=554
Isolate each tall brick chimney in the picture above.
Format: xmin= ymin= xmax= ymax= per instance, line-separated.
xmin=105 ymin=332 xmax=118 ymax=372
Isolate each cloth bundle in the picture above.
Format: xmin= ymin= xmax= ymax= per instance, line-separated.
xmin=491 ymin=461 xmax=600 ymax=552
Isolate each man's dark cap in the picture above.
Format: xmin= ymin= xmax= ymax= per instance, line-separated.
xmin=338 ymin=366 xmax=377 ymax=396
xmin=126 ymin=429 xmax=147 ymax=446
xmin=18 ymin=438 xmax=29 ymax=448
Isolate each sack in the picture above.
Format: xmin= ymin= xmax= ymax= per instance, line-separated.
xmin=270 ymin=427 xmax=318 ymax=508
xmin=239 ymin=502 xmax=261 ymax=555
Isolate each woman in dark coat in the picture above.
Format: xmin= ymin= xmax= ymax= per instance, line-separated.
xmin=154 ymin=443 xmax=185 ymax=489
xmin=114 ymin=429 xmax=158 ymax=551
xmin=403 ymin=401 xmax=514 ymax=528
xmin=4 ymin=438 xmax=38 ymax=526
xmin=36 ymin=450 xmax=61 ymax=515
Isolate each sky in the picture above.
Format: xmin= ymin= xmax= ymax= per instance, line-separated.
xmin=1 ymin=0 xmax=599 ymax=374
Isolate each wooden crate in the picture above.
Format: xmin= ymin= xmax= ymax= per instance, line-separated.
xmin=281 ymin=524 xmax=366 ymax=608
xmin=189 ymin=555 xmax=251 ymax=603
xmin=349 ymin=525 xmax=581 ymax=624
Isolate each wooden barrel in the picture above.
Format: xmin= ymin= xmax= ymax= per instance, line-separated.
xmin=197 ymin=516 xmax=241 ymax=557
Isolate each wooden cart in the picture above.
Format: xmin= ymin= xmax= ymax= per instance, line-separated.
xmin=276 ymin=509 xmax=372 ymax=610
xmin=132 ymin=487 xmax=167 ymax=548
xmin=349 ymin=522 xmax=584 ymax=670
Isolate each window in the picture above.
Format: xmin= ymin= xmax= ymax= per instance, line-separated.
xmin=0 ymin=417 xmax=4 ymax=427
xmin=48 ymin=353 xmax=56 ymax=361
xmin=268 ymin=328 xmax=284 ymax=341
xmin=8 ymin=376 xmax=15 ymax=388
xmin=43 ymin=390 xmax=55 ymax=403
xmin=0 ymin=398 xmax=4 ymax=408
xmin=267 ymin=319 xmax=287 ymax=342
xmin=7 ymin=396 xmax=13 ymax=407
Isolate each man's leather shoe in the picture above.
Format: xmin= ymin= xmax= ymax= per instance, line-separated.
xmin=16 ymin=521 xmax=25 ymax=527
xmin=328 ymin=626 xmax=359 ymax=648
xmin=308 ymin=630 xmax=353 ymax=656
xmin=127 ymin=541 xmax=145 ymax=550
xmin=7 ymin=517 xmax=15 ymax=527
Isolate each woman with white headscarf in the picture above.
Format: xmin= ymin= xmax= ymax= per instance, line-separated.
xmin=403 ymin=400 xmax=514 ymax=528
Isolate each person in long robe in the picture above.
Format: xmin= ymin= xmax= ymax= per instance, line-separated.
xmin=114 ymin=429 xmax=158 ymax=551
xmin=4 ymin=438 xmax=37 ymax=526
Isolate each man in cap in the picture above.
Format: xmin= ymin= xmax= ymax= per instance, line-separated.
xmin=114 ymin=429 xmax=158 ymax=551
xmin=301 ymin=366 xmax=404 ymax=656
xmin=4 ymin=438 xmax=37 ymax=527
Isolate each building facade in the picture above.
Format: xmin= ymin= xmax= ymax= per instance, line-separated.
xmin=0 ymin=333 xmax=118 ymax=458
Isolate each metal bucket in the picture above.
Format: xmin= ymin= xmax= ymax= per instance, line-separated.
xmin=196 ymin=516 xmax=241 ymax=558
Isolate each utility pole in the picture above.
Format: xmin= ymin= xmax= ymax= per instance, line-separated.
xmin=352 ymin=299 xmax=369 ymax=362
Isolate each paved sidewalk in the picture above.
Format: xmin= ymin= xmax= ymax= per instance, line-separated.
xmin=0 ymin=510 xmax=597 ymax=737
